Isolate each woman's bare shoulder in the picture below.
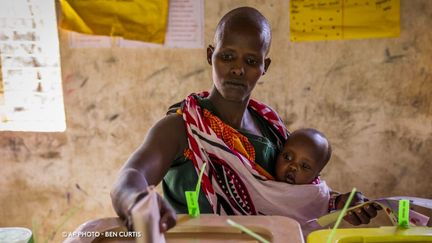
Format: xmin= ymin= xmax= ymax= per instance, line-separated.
xmin=146 ymin=113 xmax=188 ymax=156
xmin=153 ymin=113 xmax=185 ymax=134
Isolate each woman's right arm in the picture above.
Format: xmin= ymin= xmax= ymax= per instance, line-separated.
xmin=110 ymin=113 xmax=187 ymax=232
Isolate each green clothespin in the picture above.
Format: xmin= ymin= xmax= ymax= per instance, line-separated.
xmin=398 ymin=199 xmax=410 ymax=228
xmin=185 ymin=163 xmax=207 ymax=217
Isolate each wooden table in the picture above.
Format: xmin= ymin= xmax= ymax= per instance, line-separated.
xmin=64 ymin=214 xmax=304 ymax=243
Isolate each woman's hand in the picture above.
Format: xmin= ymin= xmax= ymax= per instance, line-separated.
xmin=156 ymin=193 xmax=177 ymax=232
xmin=126 ymin=192 xmax=177 ymax=233
xmin=336 ymin=192 xmax=381 ymax=225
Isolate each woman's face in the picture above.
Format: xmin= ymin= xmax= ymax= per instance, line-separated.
xmin=207 ymin=25 xmax=270 ymax=103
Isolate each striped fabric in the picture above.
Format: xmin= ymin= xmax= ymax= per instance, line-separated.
xmin=203 ymin=109 xmax=256 ymax=164
xmin=181 ymin=92 xmax=330 ymax=236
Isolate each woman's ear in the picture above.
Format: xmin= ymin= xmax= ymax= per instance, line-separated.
xmin=207 ymin=45 xmax=214 ymax=65
xmin=263 ymin=57 xmax=271 ymax=75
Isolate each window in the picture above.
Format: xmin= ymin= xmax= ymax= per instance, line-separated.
xmin=0 ymin=0 xmax=65 ymax=132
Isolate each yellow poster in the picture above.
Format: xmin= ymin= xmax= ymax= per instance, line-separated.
xmin=290 ymin=0 xmax=400 ymax=42
xmin=59 ymin=0 xmax=169 ymax=44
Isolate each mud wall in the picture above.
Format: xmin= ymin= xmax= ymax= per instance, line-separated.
xmin=0 ymin=1 xmax=431 ymax=241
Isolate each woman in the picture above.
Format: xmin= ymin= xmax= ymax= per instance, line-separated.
xmin=111 ymin=6 xmax=379 ymax=234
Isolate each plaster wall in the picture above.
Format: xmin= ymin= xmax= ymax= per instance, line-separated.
xmin=0 ymin=1 xmax=431 ymax=241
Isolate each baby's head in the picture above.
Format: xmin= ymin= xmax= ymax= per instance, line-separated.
xmin=275 ymin=128 xmax=331 ymax=184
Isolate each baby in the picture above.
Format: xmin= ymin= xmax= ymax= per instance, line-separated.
xmin=274 ymin=128 xmax=331 ymax=184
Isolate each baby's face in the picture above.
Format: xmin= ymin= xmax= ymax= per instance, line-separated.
xmin=275 ymin=134 xmax=327 ymax=184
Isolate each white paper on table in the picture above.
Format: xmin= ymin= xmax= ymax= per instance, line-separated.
xmin=385 ymin=197 xmax=432 ymax=209
xmin=131 ymin=186 xmax=166 ymax=243
xmin=317 ymin=196 xmax=431 ymax=227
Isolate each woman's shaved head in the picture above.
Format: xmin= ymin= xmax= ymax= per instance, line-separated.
xmin=213 ymin=7 xmax=272 ymax=55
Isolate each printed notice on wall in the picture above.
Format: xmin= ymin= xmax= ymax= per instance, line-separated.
xmin=290 ymin=0 xmax=400 ymax=42
xmin=0 ymin=60 xmax=4 ymax=105
xmin=68 ymin=0 xmax=204 ymax=49
xmin=0 ymin=0 xmax=65 ymax=131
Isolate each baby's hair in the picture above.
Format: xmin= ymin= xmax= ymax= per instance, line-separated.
xmin=323 ymin=134 xmax=332 ymax=165
xmin=292 ymin=128 xmax=332 ymax=166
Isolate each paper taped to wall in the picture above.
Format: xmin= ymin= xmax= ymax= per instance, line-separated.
xmin=66 ymin=0 xmax=204 ymax=49
xmin=290 ymin=0 xmax=400 ymax=42
xmin=59 ymin=0 xmax=169 ymax=44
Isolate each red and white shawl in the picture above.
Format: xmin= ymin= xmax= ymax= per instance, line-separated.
xmin=182 ymin=92 xmax=330 ymax=236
